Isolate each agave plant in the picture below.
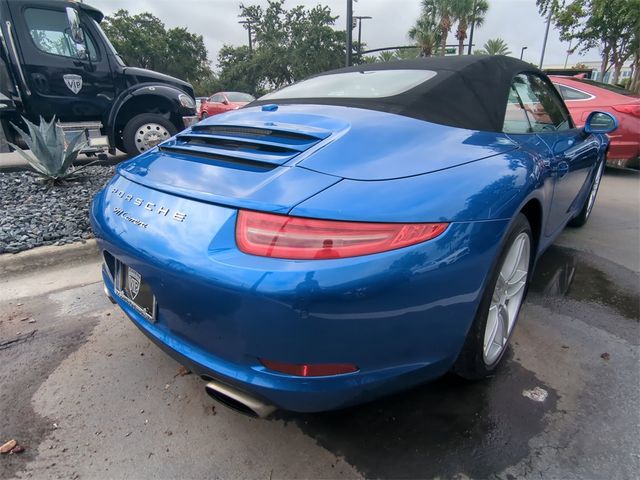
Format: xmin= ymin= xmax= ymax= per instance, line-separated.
xmin=8 ymin=116 xmax=88 ymax=184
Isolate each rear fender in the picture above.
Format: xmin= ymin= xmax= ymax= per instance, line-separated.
xmin=291 ymin=149 xmax=546 ymax=224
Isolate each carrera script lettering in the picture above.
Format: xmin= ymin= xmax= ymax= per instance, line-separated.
xmin=110 ymin=188 xmax=187 ymax=223
xmin=113 ymin=207 xmax=148 ymax=229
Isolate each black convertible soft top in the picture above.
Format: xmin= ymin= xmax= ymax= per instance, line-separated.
xmin=255 ymin=55 xmax=544 ymax=132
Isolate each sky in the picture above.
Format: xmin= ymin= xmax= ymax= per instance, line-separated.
xmin=89 ymin=0 xmax=602 ymax=69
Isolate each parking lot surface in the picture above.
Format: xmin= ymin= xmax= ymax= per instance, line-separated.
xmin=1 ymin=168 xmax=638 ymax=479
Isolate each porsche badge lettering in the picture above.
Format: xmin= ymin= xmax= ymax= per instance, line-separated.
xmin=110 ymin=188 xmax=187 ymax=223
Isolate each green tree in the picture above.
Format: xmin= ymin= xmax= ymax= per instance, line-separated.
xmin=453 ymin=0 xmax=489 ymax=55
xmin=191 ymin=72 xmax=224 ymax=97
xmin=537 ymin=0 xmax=640 ymax=88
xmin=474 ymin=38 xmax=512 ymax=56
xmin=223 ymin=0 xmax=345 ymax=93
xmin=421 ymin=0 xmax=456 ymax=56
xmin=377 ymin=51 xmax=397 ymax=62
xmin=395 ymin=47 xmax=422 ymax=60
xmin=408 ymin=11 xmax=441 ymax=57
xmin=102 ymin=10 xmax=210 ymax=84
xmin=217 ymin=45 xmax=263 ymax=95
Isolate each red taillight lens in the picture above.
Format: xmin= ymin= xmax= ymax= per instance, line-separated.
xmin=612 ymin=104 xmax=640 ymax=118
xmin=260 ymin=359 xmax=358 ymax=377
xmin=236 ymin=210 xmax=448 ymax=259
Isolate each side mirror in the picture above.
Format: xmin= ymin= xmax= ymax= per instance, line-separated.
xmin=222 ymin=99 xmax=229 ymax=105
xmin=65 ymin=7 xmax=88 ymax=60
xmin=584 ymin=111 xmax=618 ymax=134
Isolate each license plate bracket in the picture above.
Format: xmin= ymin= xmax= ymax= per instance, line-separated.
xmin=114 ymin=261 xmax=157 ymax=322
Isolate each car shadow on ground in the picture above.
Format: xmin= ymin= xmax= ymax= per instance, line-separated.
xmin=277 ymin=357 xmax=556 ymax=479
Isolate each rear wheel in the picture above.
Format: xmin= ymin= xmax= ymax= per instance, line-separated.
xmin=453 ymin=214 xmax=533 ymax=379
xmin=568 ymin=160 xmax=604 ymax=227
xmin=122 ymin=113 xmax=176 ymax=156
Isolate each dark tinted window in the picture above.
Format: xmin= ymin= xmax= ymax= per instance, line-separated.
xmin=25 ymin=8 xmax=99 ymax=61
xmin=556 ymin=84 xmax=591 ymax=101
xmin=506 ymin=74 xmax=571 ymax=133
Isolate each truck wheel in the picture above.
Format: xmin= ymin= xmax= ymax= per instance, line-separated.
xmin=122 ymin=113 xmax=176 ymax=156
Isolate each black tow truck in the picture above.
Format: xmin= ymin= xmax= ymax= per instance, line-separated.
xmin=0 ymin=0 xmax=197 ymax=156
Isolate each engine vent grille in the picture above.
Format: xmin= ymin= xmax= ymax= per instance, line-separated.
xmin=157 ymin=123 xmax=330 ymax=171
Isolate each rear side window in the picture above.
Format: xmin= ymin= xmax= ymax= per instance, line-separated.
xmin=25 ymin=8 xmax=99 ymax=61
xmin=261 ymin=70 xmax=438 ymax=100
xmin=503 ymin=85 xmax=532 ymax=134
xmin=556 ymin=84 xmax=592 ymax=101
xmin=504 ymin=74 xmax=572 ymax=134
xmin=226 ymin=92 xmax=255 ymax=102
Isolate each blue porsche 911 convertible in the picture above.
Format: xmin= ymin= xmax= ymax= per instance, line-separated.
xmin=91 ymin=56 xmax=617 ymax=417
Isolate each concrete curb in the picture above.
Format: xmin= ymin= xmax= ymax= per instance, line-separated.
xmin=0 ymin=239 xmax=100 ymax=277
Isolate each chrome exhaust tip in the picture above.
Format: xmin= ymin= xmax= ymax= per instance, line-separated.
xmin=104 ymin=285 xmax=116 ymax=304
xmin=204 ymin=380 xmax=276 ymax=419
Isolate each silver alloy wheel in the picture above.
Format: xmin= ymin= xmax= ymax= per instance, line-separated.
xmin=483 ymin=232 xmax=531 ymax=365
xmin=134 ymin=123 xmax=171 ymax=153
xmin=585 ymin=162 xmax=604 ymax=218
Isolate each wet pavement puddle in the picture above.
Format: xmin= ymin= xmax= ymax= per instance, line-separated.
xmin=530 ymin=245 xmax=639 ymax=320
xmin=278 ymin=245 xmax=638 ymax=478
xmin=280 ymin=360 xmax=556 ymax=479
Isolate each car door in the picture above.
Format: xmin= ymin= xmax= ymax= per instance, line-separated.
xmin=8 ymin=3 xmax=114 ymax=121
xmin=511 ymin=73 xmax=600 ymax=236
xmin=207 ymin=94 xmax=228 ymax=115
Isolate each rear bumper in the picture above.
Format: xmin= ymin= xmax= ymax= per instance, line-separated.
xmin=91 ymin=177 xmax=509 ymax=412
xmin=607 ymin=140 xmax=639 ymax=169
xmin=102 ymin=268 xmax=457 ymax=412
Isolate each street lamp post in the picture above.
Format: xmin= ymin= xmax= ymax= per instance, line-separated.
xmin=238 ymin=20 xmax=253 ymax=54
xmin=346 ymin=0 xmax=353 ymax=66
xmin=563 ymin=38 xmax=573 ymax=68
xmin=539 ymin=8 xmax=552 ymax=68
xmin=354 ymin=15 xmax=372 ymax=62
xmin=520 ymin=46 xmax=528 ymax=60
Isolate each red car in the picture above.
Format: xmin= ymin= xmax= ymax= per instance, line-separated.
xmin=198 ymin=92 xmax=255 ymax=119
xmin=550 ymin=76 xmax=639 ymax=169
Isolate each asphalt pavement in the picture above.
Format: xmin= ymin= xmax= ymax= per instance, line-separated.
xmin=0 ymin=168 xmax=638 ymax=479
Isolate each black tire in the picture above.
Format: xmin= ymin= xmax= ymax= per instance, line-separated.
xmin=453 ymin=214 xmax=534 ymax=380
xmin=122 ymin=113 xmax=177 ymax=156
xmin=568 ymin=160 xmax=604 ymax=228
xmin=200 ymin=111 xmax=208 ymax=119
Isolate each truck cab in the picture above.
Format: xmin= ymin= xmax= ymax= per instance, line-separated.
xmin=0 ymin=0 xmax=197 ymax=156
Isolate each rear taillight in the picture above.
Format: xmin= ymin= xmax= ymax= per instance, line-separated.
xmin=612 ymin=104 xmax=640 ymax=117
xmin=260 ymin=359 xmax=358 ymax=376
xmin=236 ymin=210 xmax=448 ymax=260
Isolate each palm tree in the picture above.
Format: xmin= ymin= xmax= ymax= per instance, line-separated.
xmin=378 ymin=51 xmax=397 ymax=62
xmin=475 ymin=38 xmax=512 ymax=56
xmin=422 ymin=0 xmax=455 ymax=56
xmin=453 ymin=0 xmax=489 ymax=55
xmin=408 ymin=12 xmax=441 ymax=57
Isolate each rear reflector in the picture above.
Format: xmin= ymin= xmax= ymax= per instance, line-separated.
xmin=612 ymin=104 xmax=640 ymax=118
xmin=236 ymin=210 xmax=448 ymax=259
xmin=260 ymin=359 xmax=358 ymax=376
